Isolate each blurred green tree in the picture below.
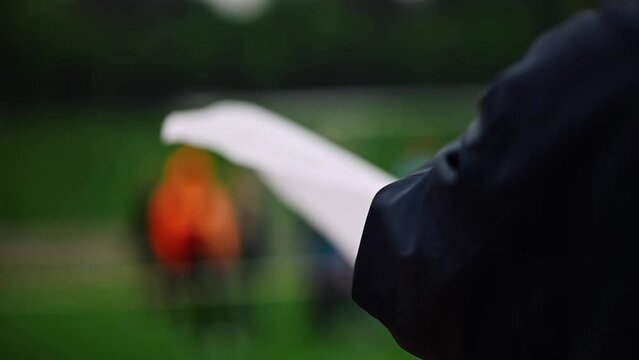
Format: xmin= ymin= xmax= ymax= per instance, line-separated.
xmin=0 ymin=0 xmax=597 ymax=106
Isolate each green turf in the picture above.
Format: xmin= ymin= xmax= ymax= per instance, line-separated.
xmin=0 ymin=281 xmax=413 ymax=360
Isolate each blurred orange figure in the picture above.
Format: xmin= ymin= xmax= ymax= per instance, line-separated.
xmin=148 ymin=146 xmax=241 ymax=274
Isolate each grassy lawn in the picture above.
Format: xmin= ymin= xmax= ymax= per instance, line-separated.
xmin=0 ymin=280 xmax=410 ymax=360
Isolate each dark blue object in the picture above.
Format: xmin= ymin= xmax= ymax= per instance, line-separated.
xmin=353 ymin=5 xmax=639 ymax=359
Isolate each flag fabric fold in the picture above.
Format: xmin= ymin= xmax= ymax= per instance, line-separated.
xmin=162 ymin=100 xmax=396 ymax=265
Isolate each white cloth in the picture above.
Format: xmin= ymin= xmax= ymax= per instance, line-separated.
xmin=162 ymin=100 xmax=396 ymax=266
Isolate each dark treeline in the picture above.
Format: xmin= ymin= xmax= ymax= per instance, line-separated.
xmin=1 ymin=0 xmax=597 ymax=105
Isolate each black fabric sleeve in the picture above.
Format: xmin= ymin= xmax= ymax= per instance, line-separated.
xmin=351 ymin=7 xmax=637 ymax=360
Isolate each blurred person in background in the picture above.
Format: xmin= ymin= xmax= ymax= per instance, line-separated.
xmin=305 ymin=227 xmax=353 ymax=332
xmin=147 ymin=146 xmax=241 ymax=333
xmin=353 ymin=3 xmax=639 ymax=360
xmin=230 ymin=169 xmax=270 ymax=324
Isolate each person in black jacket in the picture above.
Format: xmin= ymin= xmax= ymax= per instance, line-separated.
xmin=352 ymin=4 xmax=639 ymax=360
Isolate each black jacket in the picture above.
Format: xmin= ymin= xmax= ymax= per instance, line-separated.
xmin=353 ymin=5 xmax=639 ymax=360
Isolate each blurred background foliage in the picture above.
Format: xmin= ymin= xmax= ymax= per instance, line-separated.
xmin=2 ymin=0 xmax=596 ymax=106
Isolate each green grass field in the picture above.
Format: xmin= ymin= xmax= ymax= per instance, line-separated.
xmin=0 ymin=86 xmax=479 ymax=359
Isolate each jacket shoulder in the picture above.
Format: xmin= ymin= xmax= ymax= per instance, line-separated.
xmin=480 ymin=9 xmax=638 ymax=129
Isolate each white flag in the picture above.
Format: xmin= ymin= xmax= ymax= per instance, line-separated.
xmin=162 ymin=100 xmax=396 ymax=266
